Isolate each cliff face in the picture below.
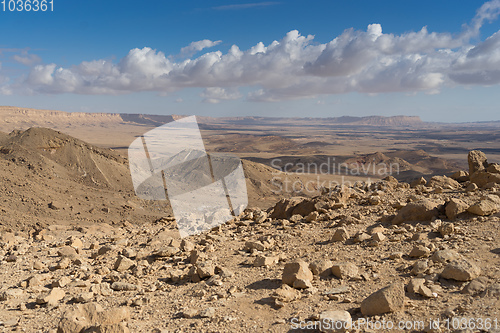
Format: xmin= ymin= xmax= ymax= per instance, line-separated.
xmin=0 ymin=106 xmax=123 ymax=130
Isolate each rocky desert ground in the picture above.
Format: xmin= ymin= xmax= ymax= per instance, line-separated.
xmin=0 ymin=107 xmax=499 ymax=333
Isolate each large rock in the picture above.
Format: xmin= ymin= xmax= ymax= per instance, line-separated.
xmin=36 ymin=287 xmax=65 ymax=307
xmin=467 ymin=195 xmax=500 ymax=216
xmin=441 ymin=259 xmax=481 ymax=281
xmin=331 ymin=263 xmax=359 ymax=280
xmin=470 ymin=170 xmax=500 ymax=187
xmin=310 ymin=260 xmax=333 ymax=277
xmin=428 ymin=175 xmax=460 ymax=189
xmin=282 ymin=261 xmax=313 ymax=287
xmin=269 ymin=197 xmax=306 ymax=219
xmin=468 ymin=150 xmax=488 ymax=174
xmin=446 ymin=198 xmax=468 ymax=220
xmin=57 ymin=302 xmax=130 ymax=333
xmin=318 ymin=310 xmax=352 ymax=333
xmin=360 ymin=282 xmax=405 ymax=316
xmin=392 ymin=199 xmax=444 ymax=224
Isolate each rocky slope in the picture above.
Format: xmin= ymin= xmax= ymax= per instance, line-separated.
xmin=0 ymin=149 xmax=499 ymax=332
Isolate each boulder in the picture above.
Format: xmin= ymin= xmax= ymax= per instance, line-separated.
xmin=428 ymin=175 xmax=460 ymax=189
xmin=360 ymin=282 xmax=405 ymax=316
xmin=282 ymin=261 xmax=313 ymax=287
xmin=318 ymin=310 xmax=352 ymax=333
xmin=441 ymin=259 xmax=481 ymax=281
xmin=57 ymin=303 xmax=130 ymax=333
xmin=468 ymin=150 xmax=488 ymax=174
xmin=392 ymin=199 xmax=444 ymax=224
xmin=446 ymin=198 xmax=468 ymax=220
xmin=450 ymin=170 xmax=469 ymax=182
xmin=467 ymin=195 xmax=500 ymax=216
xmin=331 ymin=263 xmax=359 ymax=280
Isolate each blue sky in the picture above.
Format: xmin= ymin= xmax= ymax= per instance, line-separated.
xmin=1 ymin=0 xmax=499 ymax=122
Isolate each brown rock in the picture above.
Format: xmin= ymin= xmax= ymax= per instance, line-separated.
xmin=282 ymin=261 xmax=313 ymax=287
xmin=409 ymin=245 xmax=430 ymax=258
xmin=360 ymin=282 xmax=405 ymax=316
xmin=441 ymin=259 xmax=481 ymax=281
xmin=428 ymin=175 xmax=460 ymax=189
xmin=253 ymin=255 xmax=278 ymax=267
xmin=468 ymin=195 xmax=500 ymax=216
xmin=272 ymin=284 xmax=301 ymax=306
xmin=450 ymin=170 xmax=469 ymax=182
xmin=114 ymin=256 xmax=135 ymax=272
xmin=392 ymin=199 xmax=443 ymax=224
xmin=331 ymin=262 xmax=358 ymax=280
xmin=36 ymin=287 xmax=65 ymax=306
xmin=431 ymin=249 xmax=460 ymax=263
xmin=309 ymin=260 xmax=333 ymax=277
xmin=468 ymin=150 xmax=488 ymax=174
xmin=331 ymin=227 xmax=349 ymax=242
xmin=446 ymin=198 xmax=468 ymax=220
xmin=318 ymin=310 xmax=352 ymax=333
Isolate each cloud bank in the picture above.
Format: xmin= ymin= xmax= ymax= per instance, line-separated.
xmin=2 ymin=0 xmax=500 ymax=102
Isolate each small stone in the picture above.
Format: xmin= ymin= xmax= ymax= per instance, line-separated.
xmin=331 ymin=263 xmax=358 ymax=280
xmin=468 ymin=197 xmax=499 ymax=216
xmin=441 ymin=259 xmax=481 ymax=281
xmin=318 ymin=310 xmax=352 ymax=333
xmin=111 ymin=282 xmax=138 ymax=291
xmin=466 ymin=183 xmax=479 ymax=192
xmin=56 ymin=257 xmax=71 ymax=269
xmin=253 ymin=255 xmax=279 ymax=267
xmin=180 ymin=239 xmax=195 ymax=252
xmin=389 ymin=252 xmax=404 ymax=260
xmin=371 ymin=232 xmax=386 ymax=242
xmin=57 ymin=246 xmax=78 ymax=259
xmin=353 ymin=232 xmax=371 ymax=243
xmin=197 ymin=261 xmax=216 ymax=279
xmin=74 ymin=292 xmax=94 ymax=303
xmin=411 ymin=260 xmax=428 ymax=276
xmin=305 ymin=211 xmax=319 ymax=222
xmin=292 ymin=279 xmax=313 ymax=289
xmin=431 ymin=249 xmax=460 ymax=263
xmin=33 ymin=260 xmax=46 ymax=270
xmin=52 ymin=276 xmax=71 ymax=288
xmin=114 ymin=256 xmax=135 ymax=272
xmin=407 ymin=278 xmax=425 ymax=294
xmin=360 ymin=282 xmax=405 ymax=316
xmin=331 ymin=228 xmax=349 ymax=242
xmin=5 ymin=254 xmax=17 ymax=262
xmin=409 ymin=245 xmax=430 ymax=258
xmin=36 ymin=287 xmax=65 ymax=306
xmin=438 ymin=222 xmax=455 ymax=237
xmin=244 ymin=241 xmax=266 ymax=252
xmin=272 ymin=284 xmax=301 ymax=305
xmin=154 ymin=247 xmax=180 ymax=257
xmin=66 ymin=236 xmax=83 ymax=249
xmin=446 ymin=199 xmax=468 ymax=220
xmin=199 ymin=307 xmax=216 ymax=318
xmin=182 ymin=308 xmax=199 ymax=318
xmin=282 ymin=261 xmax=313 ymax=287
xmin=418 ymin=284 xmax=435 ymax=298
xmin=91 ymin=283 xmax=113 ymax=296
xmin=461 ymin=277 xmax=489 ymax=295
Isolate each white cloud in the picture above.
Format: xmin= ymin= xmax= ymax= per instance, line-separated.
xmin=13 ymin=53 xmax=42 ymax=66
xmin=180 ymin=39 xmax=222 ymax=57
xmin=2 ymin=1 xmax=500 ymax=100
xmin=201 ymin=87 xmax=242 ymax=103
